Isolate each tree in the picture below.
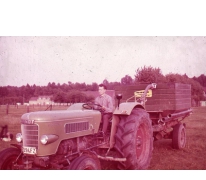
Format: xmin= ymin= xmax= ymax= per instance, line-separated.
xmin=121 ymin=75 xmax=133 ymax=85
xmin=53 ymin=90 xmax=66 ymax=103
xmin=64 ymin=90 xmax=88 ymax=103
xmin=107 ymin=81 xmax=121 ymax=90
xmin=134 ymin=66 xmax=166 ymax=83
xmin=6 ymin=86 xmax=16 ymax=97
xmin=102 ymin=79 xmax=117 ymax=90
xmin=0 ymin=87 xmax=8 ymax=97
xmin=187 ymin=78 xmax=204 ymax=105
xmin=165 ymin=73 xmax=188 ymax=83
xmin=193 ymin=74 xmax=206 ymax=87
xmin=34 ymin=86 xmax=42 ymax=97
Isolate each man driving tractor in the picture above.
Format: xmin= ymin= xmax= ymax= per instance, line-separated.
xmin=95 ymin=84 xmax=114 ymax=137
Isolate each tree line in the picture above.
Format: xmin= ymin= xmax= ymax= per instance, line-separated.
xmin=0 ymin=66 xmax=205 ymax=105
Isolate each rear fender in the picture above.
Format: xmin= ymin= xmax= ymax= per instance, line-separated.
xmin=113 ymin=102 xmax=144 ymax=115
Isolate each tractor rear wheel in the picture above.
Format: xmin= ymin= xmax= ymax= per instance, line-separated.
xmin=68 ymin=155 xmax=101 ymax=170
xmin=114 ymin=108 xmax=153 ymax=170
xmin=172 ymin=123 xmax=186 ymax=149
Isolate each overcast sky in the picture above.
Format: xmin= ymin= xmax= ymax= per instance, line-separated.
xmin=1 ymin=1 xmax=206 ymax=87
xmin=0 ymin=36 xmax=206 ymax=87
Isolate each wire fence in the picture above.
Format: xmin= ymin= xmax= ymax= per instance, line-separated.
xmin=0 ymin=104 xmax=69 ymax=115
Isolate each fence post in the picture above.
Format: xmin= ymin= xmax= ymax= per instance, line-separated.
xmin=27 ymin=105 xmax=29 ymax=113
xmin=6 ymin=104 xmax=9 ymax=114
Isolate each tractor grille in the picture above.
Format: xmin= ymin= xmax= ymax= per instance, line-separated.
xmin=65 ymin=122 xmax=89 ymax=133
xmin=22 ymin=124 xmax=39 ymax=148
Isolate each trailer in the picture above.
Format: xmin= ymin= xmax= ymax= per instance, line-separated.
xmin=114 ymin=83 xmax=192 ymax=149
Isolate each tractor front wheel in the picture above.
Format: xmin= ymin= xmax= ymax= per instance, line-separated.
xmin=0 ymin=148 xmax=21 ymax=170
xmin=68 ymin=155 xmax=101 ymax=170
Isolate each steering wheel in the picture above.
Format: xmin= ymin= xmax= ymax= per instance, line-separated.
xmin=82 ymin=102 xmax=103 ymax=111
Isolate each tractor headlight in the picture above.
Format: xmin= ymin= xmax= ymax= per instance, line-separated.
xmin=40 ymin=135 xmax=59 ymax=145
xmin=16 ymin=133 xmax=23 ymax=143
xmin=40 ymin=135 xmax=49 ymax=145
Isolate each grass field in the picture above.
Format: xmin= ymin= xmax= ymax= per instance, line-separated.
xmin=148 ymin=106 xmax=206 ymax=170
xmin=0 ymin=105 xmax=206 ymax=170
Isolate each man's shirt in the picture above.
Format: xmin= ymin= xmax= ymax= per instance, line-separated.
xmin=95 ymin=94 xmax=114 ymax=113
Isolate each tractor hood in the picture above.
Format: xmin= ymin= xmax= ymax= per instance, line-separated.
xmin=21 ymin=109 xmax=101 ymax=123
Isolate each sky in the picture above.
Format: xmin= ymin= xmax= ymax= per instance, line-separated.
xmin=0 ymin=1 xmax=206 ymax=87
xmin=0 ymin=36 xmax=206 ymax=87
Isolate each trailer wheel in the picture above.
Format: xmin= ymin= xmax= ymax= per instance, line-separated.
xmin=172 ymin=123 xmax=186 ymax=149
xmin=114 ymin=108 xmax=153 ymax=170
xmin=68 ymin=155 xmax=101 ymax=170
xmin=0 ymin=148 xmax=21 ymax=170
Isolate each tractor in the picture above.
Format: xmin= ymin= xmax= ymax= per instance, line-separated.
xmin=0 ymin=83 xmax=192 ymax=170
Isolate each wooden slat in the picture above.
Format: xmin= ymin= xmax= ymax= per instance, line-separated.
xmin=114 ymin=83 xmax=191 ymax=114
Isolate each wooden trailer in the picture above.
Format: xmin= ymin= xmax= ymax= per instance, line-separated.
xmin=114 ymin=83 xmax=192 ymax=149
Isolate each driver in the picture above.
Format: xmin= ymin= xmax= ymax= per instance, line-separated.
xmin=94 ymin=84 xmax=114 ymax=137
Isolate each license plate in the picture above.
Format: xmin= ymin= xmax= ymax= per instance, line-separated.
xmin=23 ymin=146 xmax=37 ymax=155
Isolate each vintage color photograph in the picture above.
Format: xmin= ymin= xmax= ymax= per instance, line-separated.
xmin=0 ymin=1 xmax=206 ymax=179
